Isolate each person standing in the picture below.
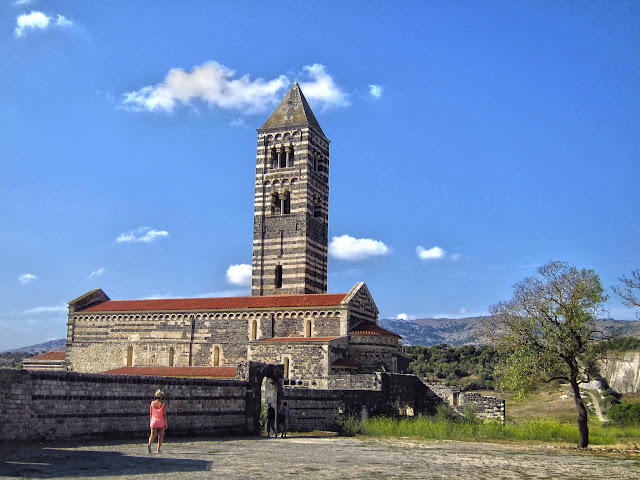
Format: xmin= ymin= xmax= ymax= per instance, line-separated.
xmin=148 ymin=389 xmax=167 ymax=453
xmin=278 ymin=401 xmax=291 ymax=438
xmin=266 ymin=402 xmax=276 ymax=437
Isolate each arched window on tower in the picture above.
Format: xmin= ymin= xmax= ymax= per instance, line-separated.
xmin=275 ymin=265 xmax=283 ymax=289
xmin=213 ymin=346 xmax=220 ymax=367
xmin=168 ymin=347 xmax=174 ymax=367
xmin=313 ymin=200 xmax=322 ymax=218
xmin=286 ymin=145 xmax=294 ymax=167
xmin=270 ymin=147 xmax=278 ymax=169
xmin=281 ymin=192 xmax=290 ymax=215
xmin=271 ymin=193 xmax=280 ymax=215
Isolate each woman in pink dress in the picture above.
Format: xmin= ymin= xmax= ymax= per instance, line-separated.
xmin=148 ymin=389 xmax=167 ymax=453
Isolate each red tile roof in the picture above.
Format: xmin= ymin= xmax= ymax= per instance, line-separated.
xmin=102 ymin=366 xmax=237 ymax=378
xmin=331 ymin=358 xmax=360 ymax=368
xmin=81 ymin=293 xmax=348 ymax=313
xmin=26 ymin=351 xmax=66 ymax=361
xmin=254 ymin=336 xmax=338 ymax=342
xmin=349 ymin=321 xmax=401 ymax=338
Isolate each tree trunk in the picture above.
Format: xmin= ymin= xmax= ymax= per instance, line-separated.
xmin=571 ymin=380 xmax=589 ymax=448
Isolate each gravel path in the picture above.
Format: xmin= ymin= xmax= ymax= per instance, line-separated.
xmin=1 ymin=435 xmax=638 ymax=479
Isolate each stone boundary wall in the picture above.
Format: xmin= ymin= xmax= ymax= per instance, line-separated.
xmin=285 ymin=373 xmax=437 ymax=431
xmin=423 ymin=381 xmax=505 ymax=423
xmin=457 ymin=392 xmax=505 ymax=422
xmin=0 ymin=369 xmax=249 ymax=442
xmin=1 ymin=366 xmax=456 ymax=441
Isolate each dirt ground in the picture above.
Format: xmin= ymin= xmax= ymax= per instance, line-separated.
xmin=1 ymin=434 xmax=638 ymax=480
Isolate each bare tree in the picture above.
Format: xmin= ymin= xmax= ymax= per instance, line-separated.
xmin=612 ymin=268 xmax=640 ymax=317
xmin=484 ymin=261 xmax=608 ymax=448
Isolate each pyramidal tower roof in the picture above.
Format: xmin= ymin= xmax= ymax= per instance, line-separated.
xmin=261 ymin=82 xmax=325 ymax=137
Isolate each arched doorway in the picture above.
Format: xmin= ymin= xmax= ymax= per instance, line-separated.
xmin=243 ymin=362 xmax=285 ymax=435
xmin=261 ymin=375 xmax=278 ymax=435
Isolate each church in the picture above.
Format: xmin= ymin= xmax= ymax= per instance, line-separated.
xmin=65 ymin=83 xmax=408 ymax=385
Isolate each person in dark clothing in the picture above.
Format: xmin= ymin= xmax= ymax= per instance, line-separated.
xmin=266 ymin=402 xmax=276 ymax=437
xmin=278 ymin=401 xmax=290 ymax=438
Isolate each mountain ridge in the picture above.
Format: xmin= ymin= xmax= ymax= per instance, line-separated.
xmin=379 ymin=316 xmax=640 ymax=346
xmin=3 ymin=317 xmax=639 ymax=353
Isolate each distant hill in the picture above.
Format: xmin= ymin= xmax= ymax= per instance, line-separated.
xmin=5 ymin=317 xmax=640 ymax=352
xmin=380 ymin=317 xmax=640 ymax=347
xmin=4 ymin=338 xmax=66 ymax=355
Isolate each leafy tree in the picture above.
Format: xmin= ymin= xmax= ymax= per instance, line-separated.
xmin=484 ymin=261 xmax=608 ymax=448
xmin=612 ymin=268 xmax=640 ymax=318
xmin=405 ymin=344 xmax=498 ymax=388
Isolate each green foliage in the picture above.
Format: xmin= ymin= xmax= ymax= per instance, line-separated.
xmin=607 ymin=402 xmax=640 ymax=426
xmin=333 ymin=415 xmax=366 ymax=436
xmin=333 ymin=415 xmax=640 ymax=447
xmin=434 ymin=404 xmax=459 ymax=423
xmin=404 ymin=344 xmax=498 ymax=389
xmin=0 ymin=351 xmax=33 ymax=369
xmin=603 ymin=336 xmax=640 ymax=352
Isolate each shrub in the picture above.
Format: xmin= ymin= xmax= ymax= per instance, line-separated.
xmin=607 ymin=402 xmax=640 ymax=426
xmin=333 ymin=414 xmax=365 ymax=436
xmin=434 ymin=403 xmax=458 ymax=423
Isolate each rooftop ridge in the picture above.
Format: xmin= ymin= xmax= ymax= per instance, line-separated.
xmin=79 ymin=292 xmax=349 ymax=313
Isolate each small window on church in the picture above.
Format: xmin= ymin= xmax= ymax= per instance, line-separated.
xmin=270 ymin=148 xmax=277 ymax=169
xmin=213 ymin=346 xmax=220 ymax=367
xmin=126 ymin=346 xmax=133 ymax=366
xmin=251 ymin=320 xmax=257 ymax=340
xmin=169 ymin=347 xmax=174 ymax=367
xmin=275 ymin=265 xmax=283 ymax=289
xmin=313 ymin=201 xmax=322 ymax=218
xmin=312 ymin=155 xmax=318 ymax=172
xmin=288 ymin=146 xmax=294 ymax=167
xmin=279 ymin=148 xmax=286 ymax=168
xmin=305 ymin=319 xmax=312 ymax=337
xmin=282 ymin=195 xmax=290 ymax=215
xmin=283 ymin=357 xmax=290 ymax=379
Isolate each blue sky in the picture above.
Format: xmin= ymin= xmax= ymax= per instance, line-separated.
xmin=1 ymin=1 xmax=639 ymax=351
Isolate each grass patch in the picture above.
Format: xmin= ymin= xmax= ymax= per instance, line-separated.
xmin=336 ymin=415 xmax=640 ymax=449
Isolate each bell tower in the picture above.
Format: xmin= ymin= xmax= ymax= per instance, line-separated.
xmin=252 ymin=83 xmax=330 ymax=296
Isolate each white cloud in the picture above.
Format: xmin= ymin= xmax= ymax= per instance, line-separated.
xmin=226 ymin=264 xmax=252 ymax=286
xmin=369 ymin=84 xmax=383 ymax=98
xmin=329 ymin=234 xmax=391 ymax=261
xmin=14 ymin=11 xmax=73 ymax=37
xmin=18 ymin=273 xmax=37 ymax=284
xmin=21 ymin=304 xmax=67 ymax=315
xmin=123 ymin=61 xmax=289 ymax=113
xmin=416 ymin=245 xmax=460 ymax=261
xmin=299 ymin=64 xmax=349 ymax=110
xmin=416 ymin=246 xmax=446 ymax=260
xmin=55 ymin=14 xmax=73 ymax=28
xmin=14 ymin=0 xmax=32 ymax=6
xmin=397 ymin=313 xmax=408 ymax=320
xmin=122 ymin=61 xmax=348 ymax=114
xmin=116 ymin=226 xmax=170 ymax=243
xmin=88 ymin=267 xmax=105 ymax=279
